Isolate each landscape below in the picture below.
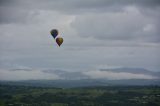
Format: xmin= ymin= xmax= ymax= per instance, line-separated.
xmin=0 ymin=82 xmax=160 ymax=106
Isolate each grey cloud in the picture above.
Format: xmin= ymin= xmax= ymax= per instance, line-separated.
xmin=0 ymin=69 xmax=60 ymax=80
xmin=0 ymin=8 xmax=33 ymax=24
xmin=83 ymin=70 xmax=158 ymax=80
xmin=71 ymin=6 xmax=160 ymax=43
xmin=43 ymin=69 xmax=89 ymax=80
xmin=1 ymin=0 xmax=160 ymax=10
xmin=1 ymin=0 xmax=160 ymax=24
xmin=9 ymin=68 xmax=32 ymax=72
xmin=99 ymin=67 xmax=160 ymax=78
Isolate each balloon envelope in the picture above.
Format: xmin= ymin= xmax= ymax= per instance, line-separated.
xmin=56 ymin=37 xmax=63 ymax=46
xmin=50 ymin=29 xmax=58 ymax=39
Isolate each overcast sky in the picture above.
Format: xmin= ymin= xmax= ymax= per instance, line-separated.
xmin=0 ymin=0 xmax=160 ymax=80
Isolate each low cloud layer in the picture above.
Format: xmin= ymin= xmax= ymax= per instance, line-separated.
xmin=83 ymin=70 xmax=157 ymax=80
xmin=0 ymin=69 xmax=60 ymax=81
xmin=0 ymin=68 xmax=159 ymax=81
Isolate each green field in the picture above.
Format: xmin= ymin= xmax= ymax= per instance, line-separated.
xmin=0 ymin=85 xmax=160 ymax=106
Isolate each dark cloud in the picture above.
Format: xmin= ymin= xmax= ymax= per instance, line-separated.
xmin=0 ymin=0 xmax=160 ymax=24
xmin=1 ymin=0 xmax=159 ymax=9
xmin=43 ymin=69 xmax=89 ymax=80
xmin=9 ymin=68 xmax=32 ymax=71
xmin=0 ymin=8 xmax=32 ymax=24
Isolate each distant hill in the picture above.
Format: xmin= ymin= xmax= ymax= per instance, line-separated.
xmin=0 ymin=79 xmax=160 ymax=88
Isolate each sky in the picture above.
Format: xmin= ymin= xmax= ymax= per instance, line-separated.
xmin=0 ymin=0 xmax=160 ymax=80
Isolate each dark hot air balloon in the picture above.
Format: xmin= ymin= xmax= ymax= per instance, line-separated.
xmin=56 ymin=37 xmax=63 ymax=46
xmin=50 ymin=29 xmax=58 ymax=39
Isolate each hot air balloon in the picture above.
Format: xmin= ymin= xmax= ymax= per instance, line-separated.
xmin=56 ymin=37 xmax=63 ymax=46
xmin=50 ymin=29 xmax=58 ymax=39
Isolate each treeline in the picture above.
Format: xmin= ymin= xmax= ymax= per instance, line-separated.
xmin=0 ymin=85 xmax=160 ymax=106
